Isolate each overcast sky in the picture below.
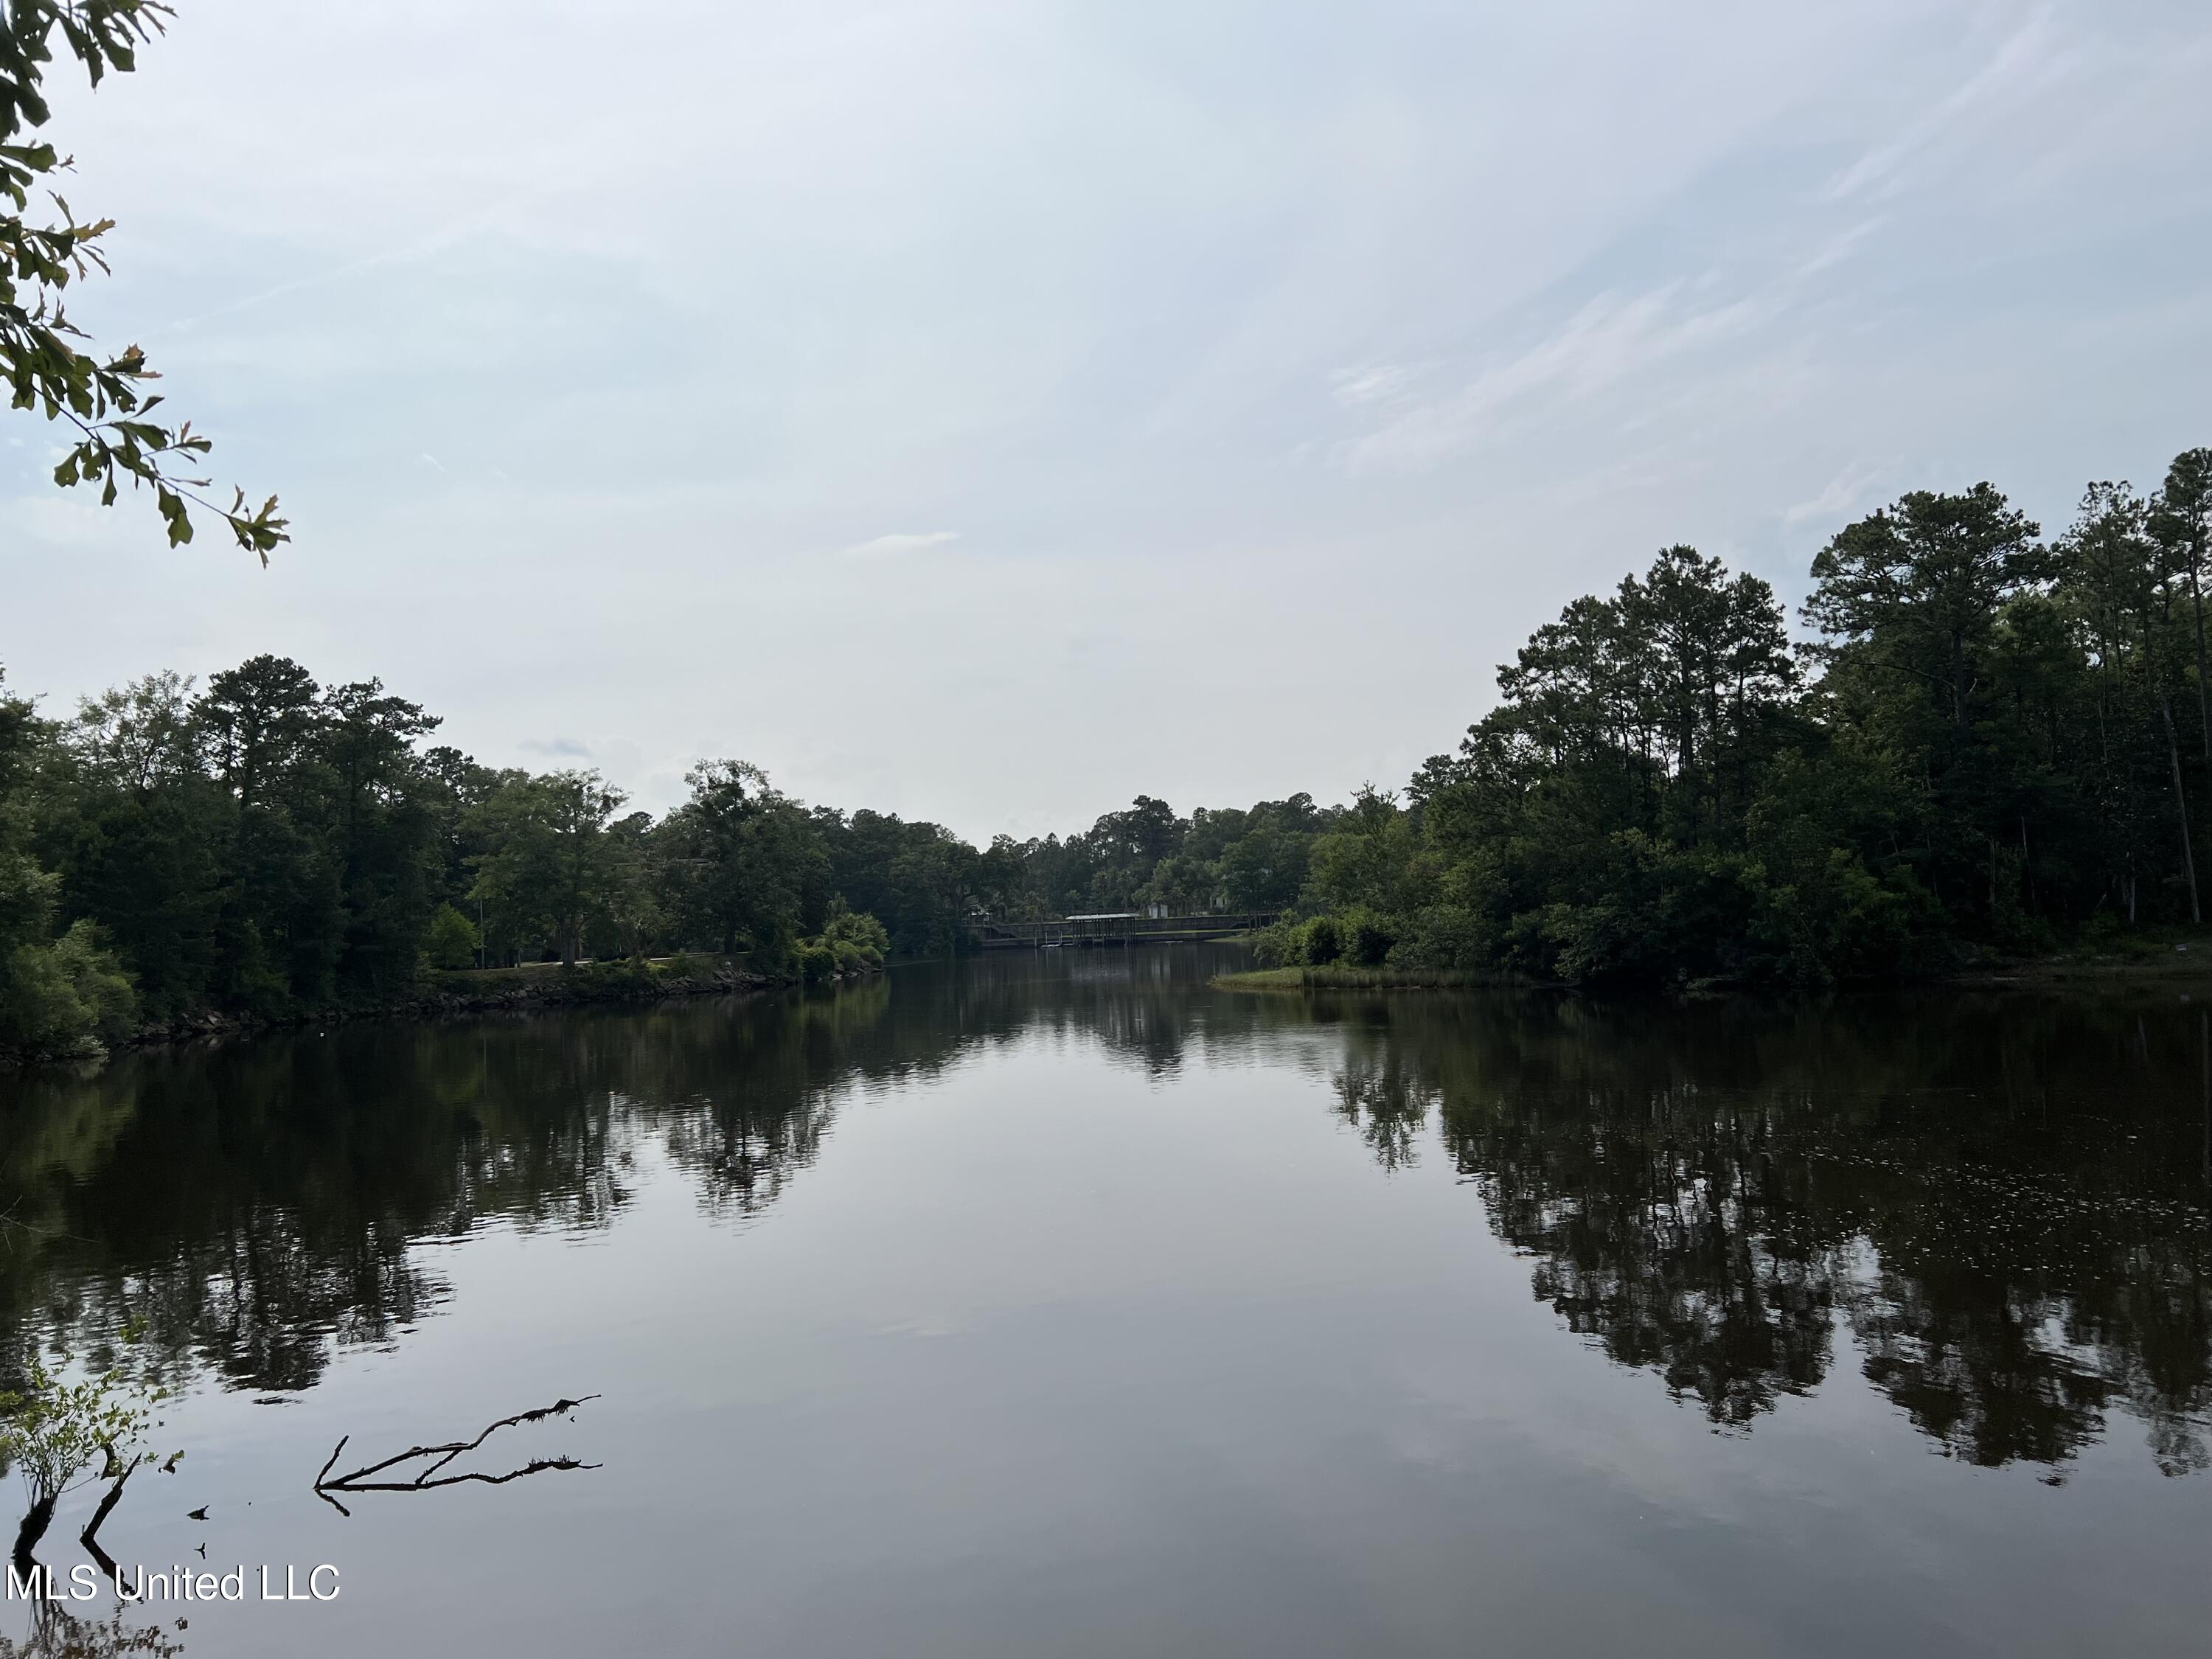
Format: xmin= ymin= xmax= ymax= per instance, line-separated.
xmin=5 ymin=0 xmax=2209 ymax=840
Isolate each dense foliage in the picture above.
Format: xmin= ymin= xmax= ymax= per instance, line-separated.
xmin=1264 ymin=445 xmax=2212 ymax=988
xmin=0 ymin=660 xmax=1344 ymax=1062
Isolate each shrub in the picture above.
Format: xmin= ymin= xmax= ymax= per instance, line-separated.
xmin=1250 ymin=917 xmax=1303 ymax=967
xmin=1250 ymin=914 xmax=1352 ymax=967
xmin=1340 ymin=907 xmax=1395 ymax=967
xmin=1 ymin=921 xmax=137 ymax=1062
xmin=424 ymin=902 xmax=481 ymax=970
xmin=821 ymin=903 xmax=891 ymax=960
xmin=0 ymin=1354 xmax=174 ymax=1514
xmin=1388 ymin=905 xmax=1490 ymax=972
xmin=1302 ymin=914 xmax=1341 ymax=965
xmin=801 ymin=904 xmax=886 ymax=980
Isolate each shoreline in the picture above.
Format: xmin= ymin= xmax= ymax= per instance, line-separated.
xmin=32 ymin=940 xmax=2212 ymax=1067
xmin=1210 ymin=965 xmax=1504 ymax=992
xmin=104 ymin=956 xmax=880 ymax=1060
xmin=1212 ymin=943 xmax=2212 ymax=996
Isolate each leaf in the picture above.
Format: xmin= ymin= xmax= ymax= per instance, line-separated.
xmin=4 ymin=0 xmax=277 ymax=560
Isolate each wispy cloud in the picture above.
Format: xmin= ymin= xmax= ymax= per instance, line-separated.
xmin=1330 ymin=361 xmax=1430 ymax=409
xmin=1784 ymin=458 xmax=1891 ymax=528
xmin=521 ymin=736 xmax=593 ymax=758
xmin=1343 ymin=285 xmax=1775 ymax=473
xmin=1826 ymin=10 xmax=2070 ymax=203
xmin=840 ymin=530 xmax=961 ymax=560
xmin=1795 ymin=216 xmax=1885 ymax=280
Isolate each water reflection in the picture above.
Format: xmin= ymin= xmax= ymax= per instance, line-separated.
xmin=1307 ymin=991 xmax=2212 ymax=1475
xmin=0 ymin=1604 xmax=186 ymax=1659
xmin=0 ymin=979 xmax=927 ymax=1390
xmin=1 ymin=952 xmax=2208 ymax=1482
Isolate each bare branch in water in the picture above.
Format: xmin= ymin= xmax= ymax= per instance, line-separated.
xmin=312 ymin=1396 xmax=600 ymax=1514
xmin=79 ymin=1453 xmax=143 ymax=1579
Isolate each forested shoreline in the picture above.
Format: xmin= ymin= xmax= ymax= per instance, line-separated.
xmin=0 ymin=659 xmax=1340 ymax=1063
xmin=1260 ymin=445 xmax=2212 ymax=988
xmin=5 ymin=442 xmax=2208 ymax=1063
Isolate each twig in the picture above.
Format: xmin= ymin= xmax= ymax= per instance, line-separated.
xmin=312 ymin=1396 xmax=600 ymax=1514
xmin=321 ymin=1397 xmax=598 ymax=1486
xmin=321 ymin=1456 xmax=599 ymax=1492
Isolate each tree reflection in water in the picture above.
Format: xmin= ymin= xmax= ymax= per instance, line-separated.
xmin=0 ymin=953 xmax=2207 ymax=1482
xmin=0 ymin=979 xmax=932 ymax=1391
xmin=0 ymin=1604 xmax=184 ymax=1659
xmin=1304 ymin=989 xmax=2212 ymax=1475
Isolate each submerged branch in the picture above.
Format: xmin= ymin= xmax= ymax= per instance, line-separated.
xmin=312 ymin=1396 xmax=600 ymax=1514
xmin=319 ymin=1456 xmax=599 ymax=1493
xmin=77 ymin=1453 xmax=143 ymax=1579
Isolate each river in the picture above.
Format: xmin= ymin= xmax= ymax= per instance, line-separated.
xmin=1 ymin=945 xmax=2208 ymax=1657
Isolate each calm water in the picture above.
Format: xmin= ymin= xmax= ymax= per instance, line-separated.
xmin=1 ymin=947 xmax=2210 ymax=1658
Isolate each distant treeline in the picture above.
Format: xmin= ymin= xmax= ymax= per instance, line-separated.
xmin=0 ymin=657 xmax=1341 ymax=1061
xmin=1262 ymin=445 xmax=2212 ymax=989
xmin=8 ymin=442 xmax=2208 ymax=1059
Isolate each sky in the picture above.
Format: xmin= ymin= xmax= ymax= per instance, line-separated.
xmin=4 ymin=0 xmax=2211 ymax=841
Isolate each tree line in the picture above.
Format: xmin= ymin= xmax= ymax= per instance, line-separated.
xmin=10 ymin=443 xmax=2210 ymax=1060
xmin=0 ymin=660 xmax=1346 ymax=1062
xmin=1261 ymin=444 xmax=2212 ymax=987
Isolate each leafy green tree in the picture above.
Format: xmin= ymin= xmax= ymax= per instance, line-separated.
xmin=1614 ymin=545 xmax=1797 ymax=837
xmin=1214 ymin=796 xmax=1327 ymax=911
xmin=1390 ymin=544 xmax=1835 ymax=984
xmin=0 ymin=667 xmax=136 ymax=1060
xmin=193 ymin=656 xmax=338 ymax=1010
xmin=41 ymin=672 xmax=220 ymax=1017
xmin=323 ymin=680 xmax=442 ymax=991
xmin=417 ymin=742 xmax=501 ymax=914
xmin=970 ymin=832 xmax=1048 ymax=920
xmin=1305 ymin=787 xmax=1427 ymax=916
xmin=1061 ymin=796 xmax=1185 ymax=913
xmin=1804 ymin=484 xmax=2044 ymax=741
xmin=594 ymin=809 xmax=664 ymax=960
xmin=469 ymin=770 xmax=625 ymax=967
xmin=883 ymin=827 xmax=974 ymax=955
xmin=195 ymin=655 xmax=320 ymax=809
xmin=1136 ymin=849 xmax=1216 ymax=913
xmin=1801 ymin=485 xmax=2065 ymax=933
xmin=817 ymin=807 xmax=980 ymax=952
xmin=2 ymin=1 xmax=285 ymax=553
xmin=2043 ymin=481 xmax=2207 ymax=924
xmin=2150 ymin=448 xmax=2212 ymax=758
xmin=658 ymin=761 xmax=822 ymax=962
xmin=422 ymin=901 xmax=479 ymax=970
